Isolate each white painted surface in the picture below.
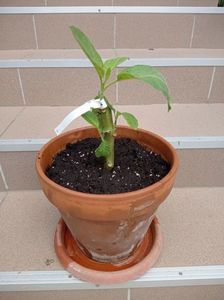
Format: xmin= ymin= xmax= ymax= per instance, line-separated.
xmin=0 ymin=6 xmax=224 ymax=14
xmin=0 ymin=266 xmax=224 ymax=291
xmin=0 ymin=136 xmax=224 ymax=152
xmin=1 ymin=57 xmax=224 ymax=68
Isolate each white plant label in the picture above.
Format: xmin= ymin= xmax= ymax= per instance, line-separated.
xmin=54 ymin=98 xmax=107 ymax=135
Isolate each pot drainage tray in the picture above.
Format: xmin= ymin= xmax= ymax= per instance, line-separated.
xmin=55 ymin=217 xmax=162 ymax=284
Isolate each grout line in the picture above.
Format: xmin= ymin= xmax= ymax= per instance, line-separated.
xmin=44 ymin=0 xmax=48 ymax=6
xmin=0 ymin=191 xmax=8 ymax=207
xmin=112 ymin=0 xmax=114 ymax=5
xmin=17 ymin=69 xmax=26 ymax=105
xmin=207 ymin=67 xmax=216 ymax=101
xmin=176 ymin=0 xmax=180 ymax=5
xmin=113 ymin=14 xmax=116 ymax=49
xmin=0 ymin=164 xmax=8 ymax=190
xmin=32 ymin=15 xmax=39 ymax=49
xmin=127 ymin=288 xmax=131 ymax=300
xmin=0 ymin=107 xmax=25 ymax=138
xmin=189 ymin=15 xmax=196 ymax=48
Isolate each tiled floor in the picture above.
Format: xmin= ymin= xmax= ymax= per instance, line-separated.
xmin=0 ymin=187 xmax=224 ymax=272
xmin=1 ymin=104 xmax=224 ymax=139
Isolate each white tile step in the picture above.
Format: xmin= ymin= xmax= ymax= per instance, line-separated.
xmin=1 ymin=104 xmax=224 ymax=141
xmin=0 ymin=187 xmax=224 ymax=291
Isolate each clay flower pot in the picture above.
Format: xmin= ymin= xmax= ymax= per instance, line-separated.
xmin=36 ymin=126 xmax=178 ymax=283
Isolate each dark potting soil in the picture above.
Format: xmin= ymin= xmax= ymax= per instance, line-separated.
xmin=46 ymin=138 xmax=170 ymax=194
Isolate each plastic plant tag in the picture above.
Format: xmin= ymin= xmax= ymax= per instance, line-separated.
xmin=55 ymin=98 xmax=107 ymax=135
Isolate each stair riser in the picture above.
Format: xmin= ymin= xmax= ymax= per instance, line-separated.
xmin=0 ymin=9 xmax=224 ymax=50
xmin=1 ymin=285 xmax=224 ymax=300
xmin=0 ymin=148 xmax=223 ymax=191
xmin=1 ymin=67 xmax=224 ymax=106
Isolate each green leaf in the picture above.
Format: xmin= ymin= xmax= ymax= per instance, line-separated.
xmin=82 ymin=111 xmax=99 ymax=128
xmin=103 ymin=57 xmax=129 ymax=83
xmin=70 ymin=26 xmax=104 ymax=80
xmin=117 ymin=65 xmax=172 ymax=111
xmin=104 ymin=67 xmax=112 ymax=83
xmin=104 ymin=57 xmax=129 ymax=72
xmin=121 ymin=112 xmax=138 ymax=129
xmin=95 ymin=139 xmax=110 ymax=158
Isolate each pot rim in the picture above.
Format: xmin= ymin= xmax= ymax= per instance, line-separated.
xmin=36 ymin=125 xmax=179 ymax=202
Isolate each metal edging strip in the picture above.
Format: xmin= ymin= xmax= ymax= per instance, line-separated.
xmin=0 ymin=137 xmax=224 ymax=152
xmin=0 ymin=58 xmax=224 ymax=68
xmin=0 ymin=265 xmax=224 ymax=291
xmin=0 ymin=6 xmax=224 ymax=14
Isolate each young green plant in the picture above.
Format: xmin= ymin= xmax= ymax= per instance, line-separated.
xmin=70 ymin=26 xmax=171 ymax=170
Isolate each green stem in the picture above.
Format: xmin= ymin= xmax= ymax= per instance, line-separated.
xmin=104 ymin=79 xmax=118 ymax=91
xmin=98 ymin=85 xmax=115 ymax=170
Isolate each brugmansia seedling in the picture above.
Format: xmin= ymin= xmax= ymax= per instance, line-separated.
xmin=70 ymin=26 xmax=171 ymax=170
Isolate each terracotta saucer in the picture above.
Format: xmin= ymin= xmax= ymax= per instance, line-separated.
xmin=54 ymin=217 xmax=162 ymax=285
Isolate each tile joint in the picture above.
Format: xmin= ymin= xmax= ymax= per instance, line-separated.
xmin=207 ymin=67 xmax=216 ymax=101
xmin=17 ymin=68 xmax=26 ymax=105
xmin=0 ymin=191 xmax=8 ymax=207
xmin=0 ymin=106 xmax=25 ymax=138
xmin=127 ymin=288 xmax=131 ymax=300
xmin=32 ymin=15 xmax=39 ymax=49
xmin=0 ymin=164 xmax=8 ymax=190
xmin=189 ymin=15 xmax=196 ymax=48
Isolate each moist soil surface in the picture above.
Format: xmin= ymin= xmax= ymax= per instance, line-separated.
xmin=46 ymin=138 xmax=170 ymax=194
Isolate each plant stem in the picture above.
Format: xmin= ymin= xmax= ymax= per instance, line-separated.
xmin=104 ymin=79 xmax=118 ymax=91
xmin=99 ymin=84 xmax=115 ymax=170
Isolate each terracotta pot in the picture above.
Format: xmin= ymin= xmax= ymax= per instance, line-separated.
xmin=36 ymin=126 xmax=178 ymax=264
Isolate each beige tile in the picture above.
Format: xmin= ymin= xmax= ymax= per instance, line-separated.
xmin=0 ymin=0 xmax=44 ymax=5
xmin=2 ymin=104 xmax=224 ymax=139
xmin=0 ymin=290 xmax=126 ymax=300
xmin=131 ymin=286 xmax=224 ymax=300
xmin=0 ymin=188 xmax=224 ymax=272
xmin=0 ymin=15 xmax=36 ymax=50
xmin=0 ymin=190 xmax=60 ymax=271
xmin=35 ymin=14 xmax=114 ymax=49
xmin=176 ymin=149 xmax=224 ymax=187
xmin=0 ymin=69 xmax=24 ymax=106
xmin=0 ymin=191 xmax=7 ymax=203
xmin=209 ymin=67 xmax=224 ymax=103
xmin=0 ymin=152 xmax=40 ymax=190
xmin=0 ymin=173 xmax=6 ymax=192
xmin=1 ymin=106 xmax=86 ymax=139
xmin=116 ymin=14 xmax=194 ymax=48
xmin=192 ymin=15 xmax=224 ymax=49
xmin=116 ymin=104 xmax=224 ymax=137
xmin=20 ymin=68 xmax=116 ymax=106
xmin=118 ymin=67 xmax=213 ymax=104
xmin=114 ymin=0 xmax=176 ymax=4
xmin=157 ymin=187 xmax=224 ymax=267
xmin=0 ymin=107 xmax=23 ymax=136
xmin=48 ymin=0 xmax=112 ymax=5
xmin=179 ymin=0 xmax=218 ymax=5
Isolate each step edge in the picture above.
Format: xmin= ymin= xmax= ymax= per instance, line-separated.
xmin=0 ymin=265 xmax=224 ymax=291
xmin=0 ymin=136 xmax=224 ymax=152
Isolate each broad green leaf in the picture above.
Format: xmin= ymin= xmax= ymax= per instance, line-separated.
xmin=117 ymin=65 xmax=172 ymax=111
xmin=70 ymin=26 xmax=104 ymax=80
xmin=82 ymin=111 xmax=99 ymax=128
xmin=95 ymin=139 xmax=110 ymax=158
xmin=104 ymin=67 xmax=112 ymax=83
xmin=103 ymin=57 xmax=129 ymax=83
xmin=104 ymin=57 xmax=129 ymax=72
xmin=121 ymin=112 xmax=138 ymax=129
